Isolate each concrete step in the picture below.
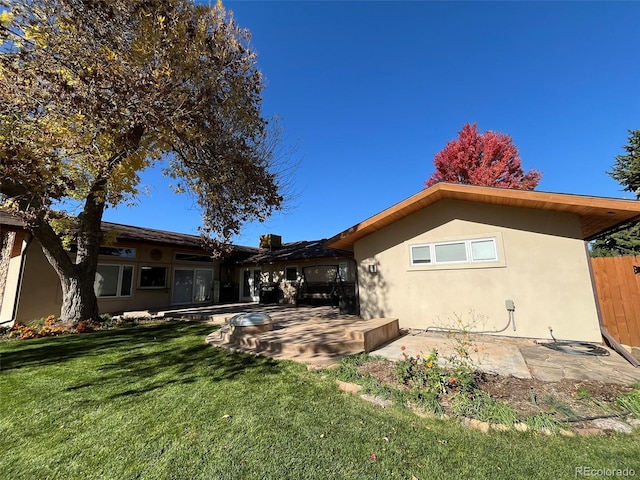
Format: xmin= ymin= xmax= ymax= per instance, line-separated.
xmin=207 ymin=317 xmax=400 ymax=363
xmin=344 ymin=318 xmax=400 ymax=352
xmin=234 ymin=334 xmax=363 ymax=356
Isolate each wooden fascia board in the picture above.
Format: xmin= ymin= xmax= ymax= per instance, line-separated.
xmin=326 ymin=184 xmax=640 ymax=249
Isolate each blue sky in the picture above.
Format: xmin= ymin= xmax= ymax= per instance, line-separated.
xmin=102 ymin=1 xmax=640 ymax=247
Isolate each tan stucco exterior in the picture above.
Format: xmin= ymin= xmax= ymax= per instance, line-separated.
xmin=354 ymin=199 xmax=602 ymax=342
xmin=0 ymin=231 xmax=30 ymax=324
xmin=1 ymin=236 xmax=235 ymax=324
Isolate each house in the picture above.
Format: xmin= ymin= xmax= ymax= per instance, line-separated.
xmin=325 ymin=183 xmax=640 ymax=343
xmin=241 ymin=234 xmax=356 ymax=310
xmin=0 ymin=212 xmax=257 ymax=325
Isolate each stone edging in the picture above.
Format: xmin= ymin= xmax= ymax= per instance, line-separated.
xmin=335 ymin=380 xmax=640 ymax=436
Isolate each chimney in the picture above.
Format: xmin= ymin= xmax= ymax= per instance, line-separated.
xmin=259 ymin=234 xmax=282 ymax=250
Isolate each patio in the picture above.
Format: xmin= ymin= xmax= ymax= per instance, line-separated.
xmin=163 ymin=303 xmax=399 ymax=365
xmin=375 ymin=329 xmax=640 ymax=385
xmin=162 ymin=303 xmax=640 ymax=384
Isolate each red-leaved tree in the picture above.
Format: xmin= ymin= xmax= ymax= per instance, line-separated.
xmin=425 ymin=123 xmax=542 ymax=190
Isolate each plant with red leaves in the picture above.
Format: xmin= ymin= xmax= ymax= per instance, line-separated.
xmin=426 ymin=123 xmax=541 ymax=190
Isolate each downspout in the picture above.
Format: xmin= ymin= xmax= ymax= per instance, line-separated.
xmin=0 ymin=232 xmax=32 ymax=326
xmin=585 ymin=242 xmax=639 ymax=367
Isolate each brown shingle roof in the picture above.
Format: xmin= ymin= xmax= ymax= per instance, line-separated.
xmin=0 ymin=212 xmax=257 ymax=257
xmin=243 ymin=240 xmax=353 ymax=265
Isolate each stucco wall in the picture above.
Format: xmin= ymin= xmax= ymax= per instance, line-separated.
xmin=354 ymin=199 xmax=602 ymax=342
xmin=0 ymin=231 xmax=26 ymax=324
xmin=0 ymin=231 xmax=16 ymax=314
xmin=12 ymin=239 xmax=222 ymax=322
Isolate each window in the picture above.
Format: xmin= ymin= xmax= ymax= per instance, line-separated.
xmin=338 ymin=262 xmax=350 ymax=281
xmin=94 ymin=264 xmax=133 ymax=297
xmin=434 ymin=242 xmax=467 ymax=263
xmin=470 ymin=239 xmax=498 ymax=262
xmin=285 ymin=266 xmax=298 ymax=282
xmin=410 ymin=238 xmax=498 ymax=267
xmin=175 ymin=253 xmax=214 ymax=263
xmin=173 ymin=268 xmax=214 ymax=304
xmin=99 ymin=246 xmax=136 ymax=258
xmin=140 ymin=266 xmax=167 ymax=288
xmin=410 ymin=245 xmax=431 ymax=264
xmin=70 ymin=245 xmax=136 ymax=258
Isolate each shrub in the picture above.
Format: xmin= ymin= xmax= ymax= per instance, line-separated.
xmin=395 ymin=348 xmax=446 ymax=394
xmin=8 ymin=315 xmax=65 ymax=339
xmin=75 ymin=321 xmax=92 ymax=334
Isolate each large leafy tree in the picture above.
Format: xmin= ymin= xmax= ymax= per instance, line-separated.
xmin=425 ymin=123 xmax=542 ymax=190
xmin=0 ymin=0 xmax=285 ymax=322
xmin=591 ymin=130 xmax=640 ymax=257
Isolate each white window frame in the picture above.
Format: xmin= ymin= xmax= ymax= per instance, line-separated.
xmin=469 ymin=238 xmax=499 ymax=263
xmin=94 ymin=264 xmax=134 ymax=298
xmin=410 ymin=237 xmax=498 ymax=267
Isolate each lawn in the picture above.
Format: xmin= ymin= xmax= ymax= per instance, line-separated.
xmin=1 ymin=322 xmax=639 ymax=480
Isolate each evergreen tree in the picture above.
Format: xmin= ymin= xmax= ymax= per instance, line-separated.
xmin=609 ymin=130 xmax=640 ymax=199
xmin=591 ymin=130 xmax=640 ymax=257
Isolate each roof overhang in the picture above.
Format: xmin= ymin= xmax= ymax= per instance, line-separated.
xmin=0 ymin=212 xmax=257 ymax=257
xmin=326 ymin=183 xmax=640 ymax=250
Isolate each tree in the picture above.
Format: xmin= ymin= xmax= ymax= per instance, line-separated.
xmin=425 ymin=123 xmax=542 ymax=190
xmin=591 ymin=130 xmax=640 ymax=257
xmin=608 ymin=129 xmax=640 ymax=199
xmin=590 ymin=223 xmax=640 ymax=257
xmin=0 ymin=0 xmax=285 ymax=322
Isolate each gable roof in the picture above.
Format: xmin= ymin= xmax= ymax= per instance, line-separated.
xmin=243 ymin=239 xmax=353 ymax=265
xmin=0 ymin=211 xmax=258 ymax=258
xmin=325 ymin=183 xmax=640 ymax=250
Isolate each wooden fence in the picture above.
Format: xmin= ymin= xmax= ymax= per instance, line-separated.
xmin=591 ymin=255 xmax=640 ymax=347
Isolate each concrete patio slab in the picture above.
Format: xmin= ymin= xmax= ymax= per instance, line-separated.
xmin=372 ymin=331 xmax=533 ymax=379
xmin=372 ymin=330 xmax=640 ymax=385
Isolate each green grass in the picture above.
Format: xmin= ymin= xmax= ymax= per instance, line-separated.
xmin=617 ymin=384 xmax=640 ymax=417
xmin=1 ymin=322 xmax=639 ymax=479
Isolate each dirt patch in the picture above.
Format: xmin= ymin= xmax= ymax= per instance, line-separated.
xmin=476 ymin=374 xmax=633 ymax=422
xmin=359 ymin=358 xmax=405 ymax=389
xmin=356 ymin=357 xmax=636 ymax=429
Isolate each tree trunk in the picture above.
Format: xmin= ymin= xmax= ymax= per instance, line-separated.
xmin=3 ymin=165 xmax=114 ymax=324
xmin=59 ymin=268 xmax=100 ymax=323
xmin=26 ymin=179 xmax=108 ymax=323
